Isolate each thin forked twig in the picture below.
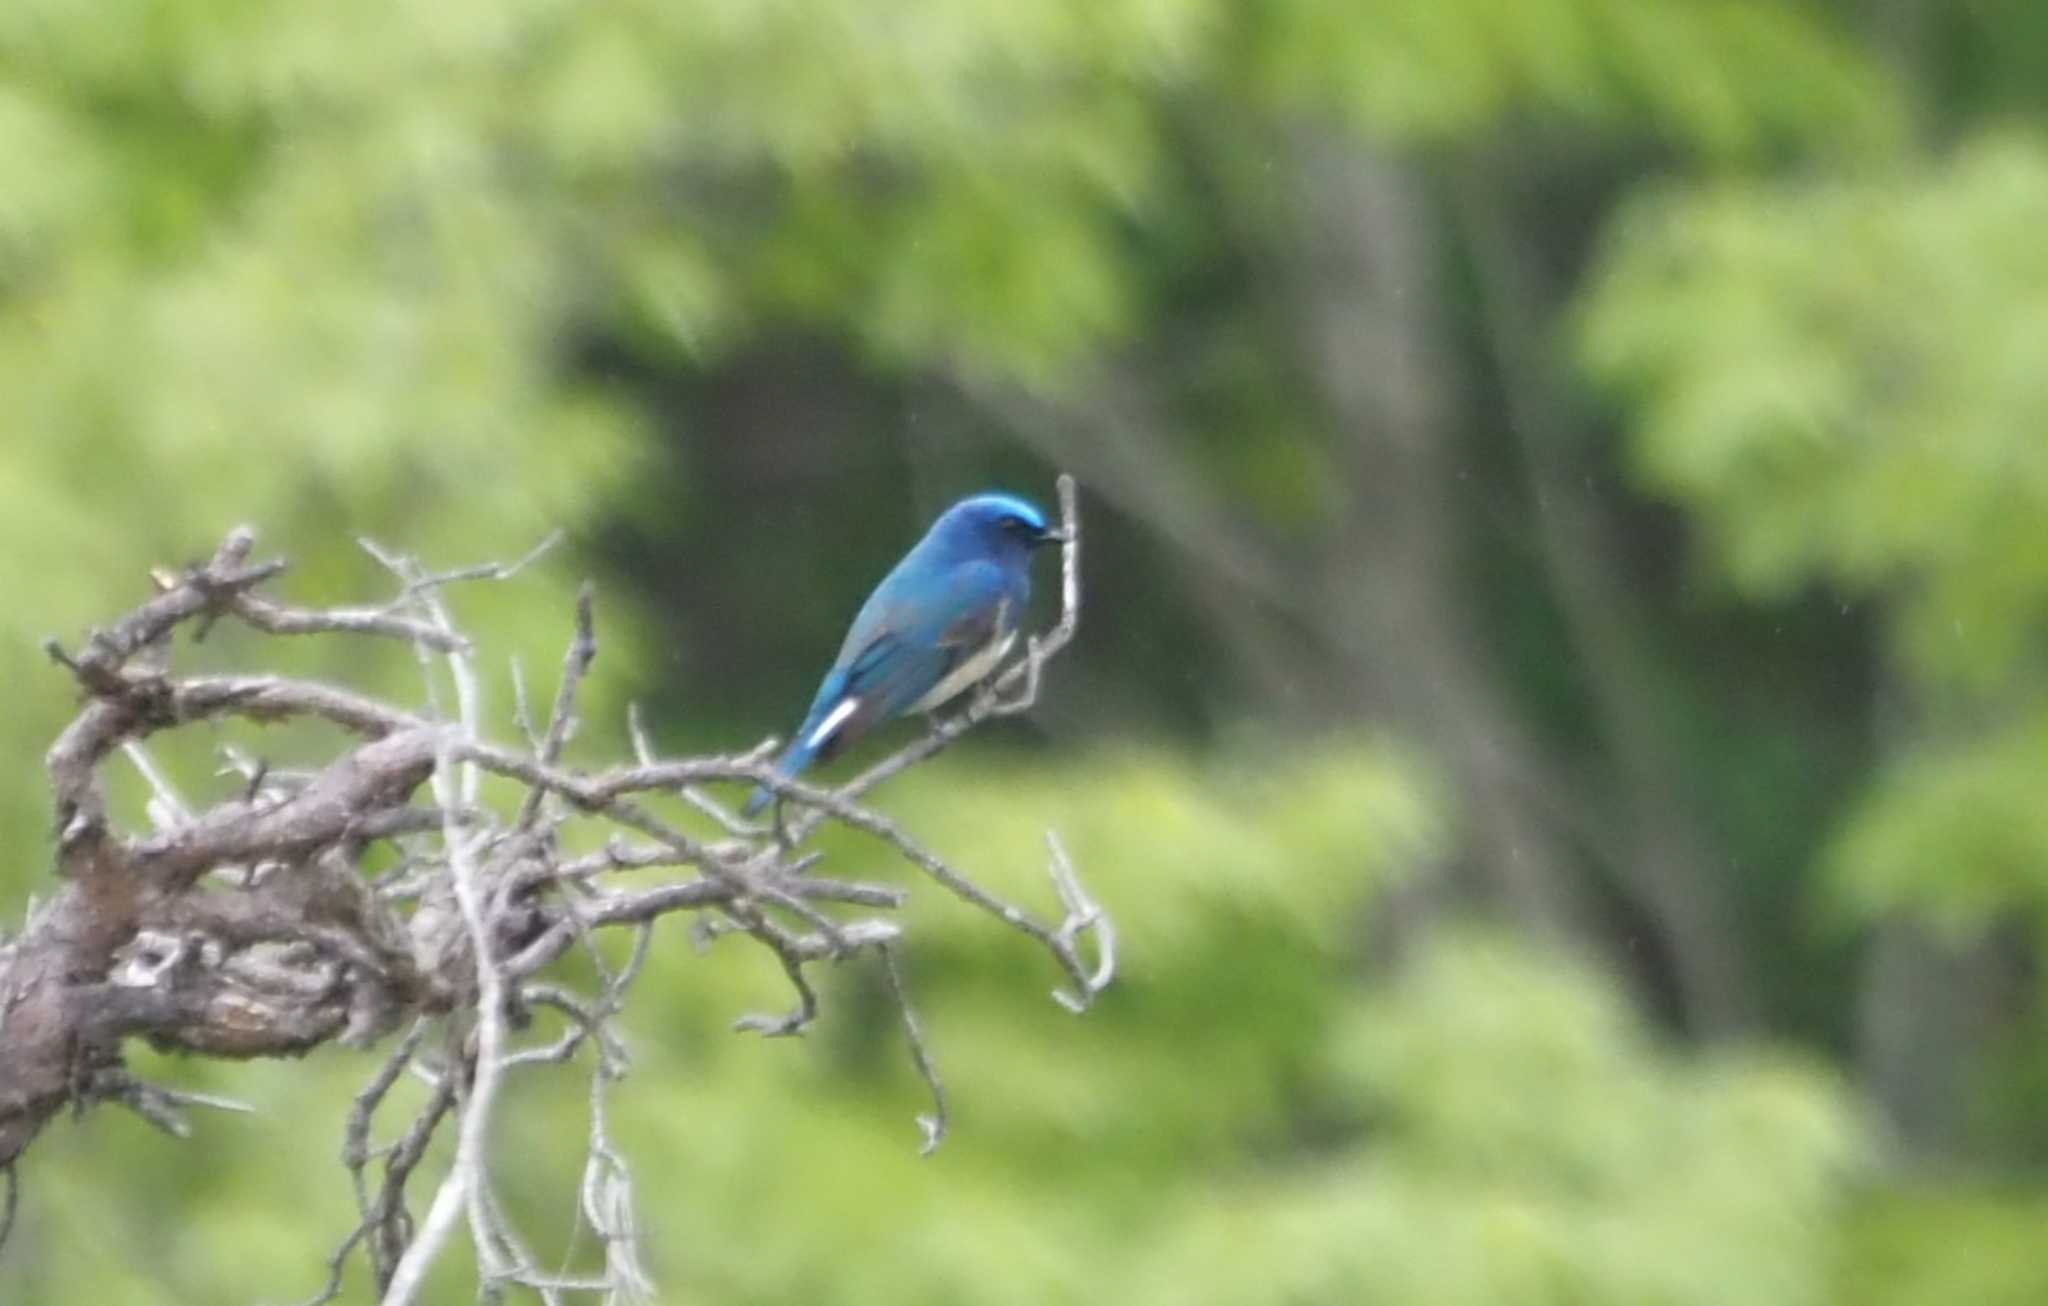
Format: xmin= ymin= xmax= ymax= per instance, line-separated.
xmin=516 ymin=583 xmax=596 ymax=831
xmin=88 ymin=1069 xmax=254 ymax=1140
xmin=879 ymin=942 xmax=949 ymax=1156
xmin=1044 ymin=830 xmax=1115 ymax=1013
xmin=296 ymin=1018 xmax=434 ymax=1306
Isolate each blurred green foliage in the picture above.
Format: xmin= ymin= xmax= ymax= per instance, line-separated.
xmin=1583 ymin=137 xmax=2048 ymax=692
xmin=1582 ymin=134 xmax=2048 ymax=938
xmin=2 ymin=0 xmax=2048 ymax=1302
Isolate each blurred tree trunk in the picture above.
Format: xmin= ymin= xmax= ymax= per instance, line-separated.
xmin=1451 ymin=156 xmax=1752 ymax=1035
xmin=1856 ymin=919 xmax=2027 ymax=1157
xmin=1277 ymin=135 xmax=1590 ymax=937
xmin=1850 ymin=653 xmax=2023 ymax=1154
xmin=1841 ymin=0 xmax=2023 ymax=1155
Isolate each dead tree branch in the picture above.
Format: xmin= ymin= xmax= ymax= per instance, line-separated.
xmin=0 ymin=477 xmax=1107 ymax=1303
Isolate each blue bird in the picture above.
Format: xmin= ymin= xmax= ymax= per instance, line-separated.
xmin=744 ymin=493 xmax=1066 ymax=817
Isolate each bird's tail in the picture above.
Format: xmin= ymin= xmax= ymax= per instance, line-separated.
xmin=741 ymin=738 xmax=815 ymax=819
xmin=744 ymin=673 xmax=856 ymax=819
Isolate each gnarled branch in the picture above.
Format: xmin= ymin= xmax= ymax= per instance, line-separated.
xmin=0 ymin=476 xmax=1109 ymax=1302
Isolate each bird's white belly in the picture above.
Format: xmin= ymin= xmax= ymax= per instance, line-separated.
xmin=910 ymin=630 xmax=1015 ymax=714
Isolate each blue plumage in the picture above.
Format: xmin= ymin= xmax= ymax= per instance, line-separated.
xmin=744 ymin=493 xmax=1064 ymax=817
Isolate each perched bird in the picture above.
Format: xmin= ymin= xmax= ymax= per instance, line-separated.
xmin=744 ymin=492 xmax=1066 ymax=817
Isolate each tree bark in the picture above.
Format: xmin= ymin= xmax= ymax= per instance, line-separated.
xmin=1281 ymin=134 xmax=1590 ymax=935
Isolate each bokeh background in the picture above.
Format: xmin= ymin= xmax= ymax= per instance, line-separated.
xmin=5 ymin=0 xmax=2048 ymax=1302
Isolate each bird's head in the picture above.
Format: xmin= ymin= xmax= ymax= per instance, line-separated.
xmin=930 ymin=493 xmax=1067 ymax=559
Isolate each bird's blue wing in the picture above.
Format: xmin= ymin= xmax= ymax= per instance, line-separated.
xmin=744 ymin=555 xmax=1025 ymax=818
xmin=817 ymin=559 xmax=1014 ymax=755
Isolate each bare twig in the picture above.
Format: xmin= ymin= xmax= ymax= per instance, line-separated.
xmin=516 ymin=583 xmax=596 ymax=831
xmin=226 ymin=588 xmax=468 ymax=654
xmin=1044 ymin=831 xmax=1116 ymax=1013
xmin=346 ymin=1019 xmax=431 ymax=1187
xmin=729 ymin=904 xmax=824 ymax=1038
xmin=378 ymin=566 xmax=510 ymax=1306
xmin=880 ymin=942 xmax=949 ymax=1155
xmin=88 ymin=1069 xmax=253 ymax=1140
xmin=367 ymin=1070 xmax=459 ymax=1292
xmin=297 ymin=1018 xmax=435 ymax=1306
xmin=122 ymin=741 xmax=191 ymax=831
xmin=578 ymin=1069 xmax=654 ymax=1304
xmin=358 ymin=530 xmax=564 ymax=606
xmin=0 ymin=1163 xmax=18 ymax=1259
xmin=627 ymin=701 xmax=756 ymax=838
xmin=729 ymin=772 xmax=1113 ymax=1012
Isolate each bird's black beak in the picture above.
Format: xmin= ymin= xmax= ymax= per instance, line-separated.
xmin=1033 ymin=527 xmax=1071 ymax=548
